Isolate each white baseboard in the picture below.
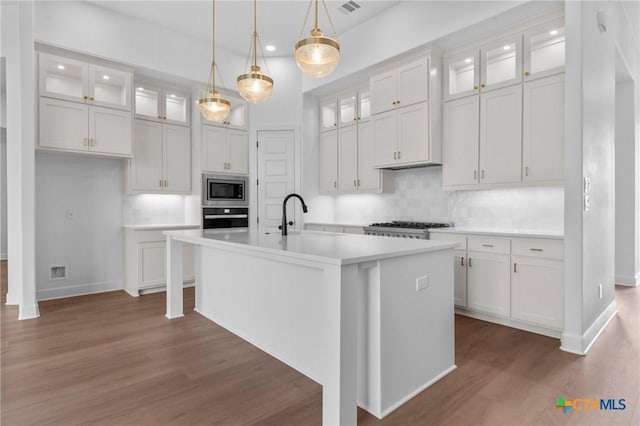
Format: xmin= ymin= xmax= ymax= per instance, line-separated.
xmin=560 ymin=300 xmax=617 ymax=355
xmin=454 ymin=308 xmax=562 ymax=339
xmin=615 ymin=273 xmax=640 ymax=287
xmin=0 ymin=253 xmax=7 ymax=260
xmin=5 ymin=291 xmax=19 ymax=305
xmin=37 ymin=280 xmax=123 ymax=301
xmin=19 ymin=303 xmax=40 ymax=320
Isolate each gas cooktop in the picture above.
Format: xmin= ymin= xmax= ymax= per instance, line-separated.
xmin=363 ymin=221 xmax=453 ymax=239
xmin=367 ymin=221 xmax=453 ymax=229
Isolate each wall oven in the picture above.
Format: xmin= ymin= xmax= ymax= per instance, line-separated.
xmin=202 ymin=173 xmax=248 ymax=207
xmin=202 ymin=207 xmax=249 ymax=229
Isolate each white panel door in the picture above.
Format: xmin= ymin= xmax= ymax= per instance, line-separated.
xmin=226 ymin=130 xmax=249 ymax=174
xmin=320 ymin=130 xmax=338 ymax=193
xmin=372 ymin=110 xmax=397 ymax=167
xmin=523 ymin=74 xmax=564 ymax=182
xmin=356 ymin=120 xmax=380 ymax=191
xmin=453 ymin=249 xmax=468 ymax=307
xmin=338 ymin=125 xmax=358 ymax=192
xmin=89 ymin=105 xmax=132 ymax=156
xmin=370 ymin=70 xmax=397 ymax=115
xmin=442 ymin=96 xmax=479 ymax=186
xmin=511 ymin=256 xmax=563 ymax=329
xmin=479 ymin=84 xmax=522 ymax=184
xmin=397 ymin=101 xmax=429 ymax=165
xmin=467 ymin=251 xmax=510 ymax=317
xmin=397 ymin=57 xmax=429 ymax=107
xmin=164 ymin=124 xmax=191 ymax=192
xmin=138 ymin=242 xmax=166 ymax=289
xmin=39 ymin=98 xmax=88 ymax=151
xmin=202 ymin=124 xmax=227 ymax=173
xmin=257 ymin=130 xmax=296 ymax=230
xmin=131 ymin=119 xmax=163 ymax=191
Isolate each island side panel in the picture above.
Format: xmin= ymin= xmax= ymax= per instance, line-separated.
xmin=165 ymin=236 xmax=184 ymax=319
xmin=195 ymin=245 xmax=327 ymax=383
xmin=379 ymin=249 xmax=456 ymax=416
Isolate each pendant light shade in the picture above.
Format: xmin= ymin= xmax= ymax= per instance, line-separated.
xmin=294 ymin=0 xmax=340 ymax=78
xmin=199 ymin=0 xmax=230 ymax=122
xmin=237 ymin=0 xmax=273 ymax=103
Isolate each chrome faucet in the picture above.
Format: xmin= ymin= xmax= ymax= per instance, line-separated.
xmin=281 ymin=193 xmax=308 ymax=236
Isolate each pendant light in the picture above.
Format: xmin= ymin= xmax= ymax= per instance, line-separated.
xmin=294 ymin=0 xmax=340 ymax=78
xmin=198 ymin=0 xmax=231 ymax=122
xmin=237 ymin=0 xmax=273 ymax=104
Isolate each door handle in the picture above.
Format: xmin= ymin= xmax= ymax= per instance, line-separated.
xmin=460 ymin=257 xmax=465 ymax=267
xmin=514 ymin=262 xmax=518 ymax=273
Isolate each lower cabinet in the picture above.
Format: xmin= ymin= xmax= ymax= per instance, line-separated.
xmin=304 ymin=223 xmax=365 ymax=235
xmin=467 ymin=251 xmax=511 ymax=317
xmin=124 ymin=226 xmax=197 ymax=296
xmin=453 ymin=249 xmax=467 ymax=307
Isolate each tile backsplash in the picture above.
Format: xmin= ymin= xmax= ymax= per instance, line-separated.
xmin=331 ymin=167 xmax=564 ymax=232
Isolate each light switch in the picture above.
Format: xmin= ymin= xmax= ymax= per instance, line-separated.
xmin=584 ymin=194 xmax=591 ymax=212
xmin=584 ymin=177 xmax=591 ymax=194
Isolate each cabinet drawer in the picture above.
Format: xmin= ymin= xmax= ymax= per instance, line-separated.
xmin=323 ymin=225 xmax=344 ymax=233
xmin=512 ymin=237 xmax=563 ymax=259
xmin=429 ymin=233 xmax=467 ymax=250
xmin=468 ymin=235 xmax=510 ymax=254
xmin=135 ymin=230 xmax=166 ymax=243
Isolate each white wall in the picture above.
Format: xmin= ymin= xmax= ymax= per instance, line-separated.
xmin=1 ymin=128 xmax=6 ymax=259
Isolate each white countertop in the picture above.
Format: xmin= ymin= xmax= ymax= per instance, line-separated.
xmin=123 ymin=224 xmax=200 ymax=231
xmin=165 ymin=228 xmax=458 ymax=266
xmin=429 ymin=228 xmax=564 ymax=240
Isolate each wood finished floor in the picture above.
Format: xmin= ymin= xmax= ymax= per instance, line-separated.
xmin=1 ymin=259 xmax=638 ymax=425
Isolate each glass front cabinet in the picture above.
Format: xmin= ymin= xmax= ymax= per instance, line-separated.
xmin=524 ymin=18 xmax=566 ymax=80
xmin=135 ymin=82 xmax=190 ymax=126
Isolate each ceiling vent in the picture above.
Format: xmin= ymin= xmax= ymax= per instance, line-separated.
xmin=338 ymin=1 xmax=361 ymax=15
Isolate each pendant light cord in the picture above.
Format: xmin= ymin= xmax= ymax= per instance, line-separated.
xmin=253 ymin=0 xmax=257 ymax=67
xmin=297 ymin=0 xmax=338 ymax=39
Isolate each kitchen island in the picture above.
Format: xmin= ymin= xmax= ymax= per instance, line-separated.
xmin=164 ymin=228 xmax=457 ymax=425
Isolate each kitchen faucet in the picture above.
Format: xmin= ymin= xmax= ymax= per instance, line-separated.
xmin=281 ymin=193 xmax=308 ymax=236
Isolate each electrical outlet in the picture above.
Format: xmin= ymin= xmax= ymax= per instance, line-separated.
xmin=416 ymin=275 xmax=430 ymax=291
xmin=584 ymin=194 xmax=591 ymax=212
xmin=598 ymin=283 xmax=603 ymax=299
xmin=584 ymin=177 xmax=592 ymax=194
xmin=66 ymin=208 xmax=75 ymax=220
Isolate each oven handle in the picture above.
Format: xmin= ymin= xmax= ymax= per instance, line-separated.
xmin=204 ymin=214 xmax=248 ymax=219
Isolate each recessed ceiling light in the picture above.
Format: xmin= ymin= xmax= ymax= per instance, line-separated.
xmin=265 ymin=45 xmax=276 ymax=52
xmin=503 ymin=45 xmax=511 ymax=50
xmin=102 ymin=75 xmax=110 ymax=80
xmin=170 ymin=94 xmax=176 ymax=98
xmin=464 ymin=58 xmax=472 ymax=63
xmin=549 ymin=30 xmax=558 ymax=36
xmin=57 ymin=64 xmax=65 ymax=70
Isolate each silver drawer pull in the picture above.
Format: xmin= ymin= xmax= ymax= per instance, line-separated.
xmin=204 ymin=214 xmax=248 ymax=219
xmin=530 ymin=248 xmax=543 ymax=252
xmin=481 ymin=244 xmax=494 ymax=247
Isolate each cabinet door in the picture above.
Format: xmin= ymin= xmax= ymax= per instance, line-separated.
xmin=442 ymin=96 xmax=479 ymax=186
xmin=397 ymin=57 xmax=429 ymax=107
xmin=453 ymin=249 xmax=468 ymax=307
xmin=89 ymin=65 xmax=132 ymax=111
xmin=320 ymin=97 xmax=338 ymax=131
xmin=226 ymin=130 xmax=249 ymax=174
xmin=320 ymin=130 xmax=338 ymax=193
xmin=524 ymin=18 xmax=565 ymax=81
xmin=523 ymin=74 xmax=564 ymax=182
xmin=226 ymin=96 xmax=248 ymax=130
xmin=138 ymin=242 xmax=166 ymax=289
xmin=39 ymin=53 xmax=88 ymax=103
xmin=89 ymin=106 xmax=132 ymax=156
xmin=480 ymin=35 xmax=522 ymax=92
xmin=338 ymin=91 xmax=357 ymax=128
xmin=443 ymin=49 xmax=479 ymax=101
xmin=372 ymin=110 xmax=397 ymax=167
xmin=358 ymin=89 xmax=371 ymax=122
xmin=479 ymin=84 xmax=522 ymax=184
xmin=163 ymin=89 xmax=190 ymax=126
xmin=338 ymin=125 xmax=358 ymax=192
xmin=356 ymin=120 xmax=381 ymax=191
xmin=130 ymin=119 xmax=163 ymax=191
xmin=467 ymin=251 xmax=510 ymax=317
xmin=134 ymin=85 xmax=161 ymax=122
xmin=397 ymin=101 xmax=429 ymax=165
xmin=511 ymin=256 xmax=563 ymax=329
xmin=39 ymin=98 xmax=89 ymax=151
xmin=370 ymin=70 xmax=397 ymax=115
xmin=164 ymin=124 xmax=191 ymax=192
xmin=202 ymin=125 xmax=227 ymax=173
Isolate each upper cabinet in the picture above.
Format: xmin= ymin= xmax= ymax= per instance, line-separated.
xmin=371 ymin=57 xmax=429 ymax=115
xmin=320 ymin=97 xmax=338 ymax=132
xmin=39 ymin=53 xmax=132 ymax=111
xmin=338 ymin=86 xmax=371 ymax=128
xmin=444 ymin=49 xmax=479 ymax=101
xmin=523 ymin=18 xmax=565 ymax=80
xmin=134 ymin=82 xmax=190 ymax=126
xmin=201 ymin=94 xmax=248 ymax=130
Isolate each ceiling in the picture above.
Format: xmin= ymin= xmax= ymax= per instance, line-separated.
xmin=88 ymin=0 xmax=400 ymax=57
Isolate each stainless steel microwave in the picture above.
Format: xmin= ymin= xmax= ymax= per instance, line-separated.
xmin=202 ymin=173 xmax=249 ymax=207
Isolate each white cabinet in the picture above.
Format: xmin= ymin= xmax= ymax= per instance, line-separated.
xmin=480 ymin=35 xmax=522 ymax=92
xmin=371 ymin=57 xmax=429 ymax=115
xmin=467 ymin=251 xmax=511 ymax=317
xmin=39 ymin=52 xmax=132 ymax=111
xmin=39 ymin=97 xmax=132 ymax=156
xmin=479 ymin=84 xmax=522 ymax=184
xmin=444 ymin=49 xmax=480 ymax=101
xmin=202 ymin=124 xmax=249 ymax=175
xmin=320 ymin=130 xmax=338 ymax=193
xmin=129 ymin=119 xmax=191 ymax=193
xmin=523 ymin=74 xmax=564 ymax=182
xmin=135 ymin=83 xmax=190 ymax=126
xmin=442 ymin=96 xmax=480 ymax=186
xmin=124 ymin=227 xmax=196 ymax=296
xmin=453 ymin=250 xmax=468 ymax=308
xmin=320 ymin=97 xmax=338 ymax=132
xmin=524 ymin=18 xmax=565 ymax=81
xmin=338 ymin=125 xmax=358 ymax=191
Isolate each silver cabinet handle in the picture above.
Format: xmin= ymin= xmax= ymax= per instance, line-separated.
xmin=530 ymin=248 xmax=543 ymax=252
xmin=204 ymin=214 xmax=248 ymax=219
xmin=460 ymin=257 xmax=465 ymax=267
xmin=481 ymin=244 xmax=494 ymax=247
xmin=514 ymin=262 xmax=518 ymax=273
xmin=468 ymin=258 xmax=472 ymax=267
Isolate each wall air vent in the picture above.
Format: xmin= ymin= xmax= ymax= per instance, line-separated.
xmin=49 ymin=265 xmax=67 ymax=280
xmin=338 ymin=1 xmax=361 ymax=15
